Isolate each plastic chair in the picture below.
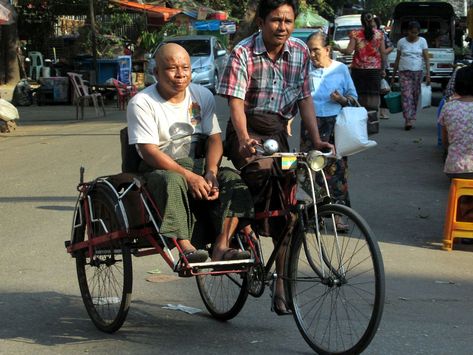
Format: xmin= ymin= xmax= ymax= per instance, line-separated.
xmin=28 ymin=51 xmax=43 ymax=81
xmin=442 ymin=178 xmax=473 ymax=251
xmin=67 ymin=72 xmax=106 ymax=120
xmin=112 ymin=79 xmax=137 ymax=111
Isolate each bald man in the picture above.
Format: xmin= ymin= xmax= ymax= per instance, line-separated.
xmin=126 ymin=43 xmax=254 ymax=263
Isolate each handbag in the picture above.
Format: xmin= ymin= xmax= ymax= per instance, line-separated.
xmin=334 ymin=103 xmax=377 ymax=159
xmin=346 ymin=96 xmax=379 ymax=135
xmin=418 ymin=83 xmax=432 ymax=109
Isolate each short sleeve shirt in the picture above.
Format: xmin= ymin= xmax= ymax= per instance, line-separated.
xmin=438 ymin=100 xmax=473 ymax=174
xmin=217 ymin=32 xmax=311 ymax=120
xmin=127 ymin=83 xmax=221 ymax=160
xmin=397 ymin=37 xmax=428 ymax=72
xmin=350 ymin=28 xmax=383 ymax=69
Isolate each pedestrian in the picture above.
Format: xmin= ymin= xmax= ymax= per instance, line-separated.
xmin=127 ymin=43 xmax=254 ymax=262
xmin=301 ymin=30 xmax=357 ymax=217
xmin=333 ymin=11 xmax=387 ymax=115
xmin=467 ymin=2 xmax=473 ymax=54
xmin=391 ymin=20 xmax=431 ymax=130
xmin=438 ymin=65 xmax=473 ymax=180
xmin=374 ymin=16 xmax=394 ymax=119
xmin=217 ymin=0 xmax=333 ymax=315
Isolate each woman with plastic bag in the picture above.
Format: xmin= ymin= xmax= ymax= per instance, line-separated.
xmin=391 ymin=20 xmax=431 ymax=130
xmin=300 ymin=30 xmax=357 ymax=219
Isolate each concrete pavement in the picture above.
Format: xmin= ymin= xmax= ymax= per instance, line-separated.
xmin=0 ymin=97 xmax=472 ymax=354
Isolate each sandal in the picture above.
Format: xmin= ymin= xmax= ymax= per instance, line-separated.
xmin=220 ymin=248 xmax=250 ymax=261
xmin=181 ymin=249 xmax=208 ymax=263
xmin=335 ymin=215 xmax=349 ymax=232
xmin=272 ymin=295 xmax=292 ymax=316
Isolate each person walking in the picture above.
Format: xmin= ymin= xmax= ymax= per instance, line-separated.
xmin=301 ymin=30 xmax=357 ymax=215
xmin=334 ymin=12 xmax=387 ymax=114
xmin=391 ymin=20 xmax=431 ymax=130
xmin=217 ymin=0 xmax=332 ymax=315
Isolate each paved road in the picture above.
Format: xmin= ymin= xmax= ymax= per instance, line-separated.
xmin=0 ymin=96 xmax=472 ymax=354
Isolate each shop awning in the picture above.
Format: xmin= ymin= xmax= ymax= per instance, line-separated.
xmin=109 ymin=0 xmax=181 ymax=21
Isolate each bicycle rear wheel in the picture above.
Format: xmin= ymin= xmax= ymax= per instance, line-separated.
xmin=74 ymin=183 xmax=133 ymax=333
xmin=288 ymin=203 xmax=384 ymax=354
xmin=196 ymin=272 xmax=249 ymax=321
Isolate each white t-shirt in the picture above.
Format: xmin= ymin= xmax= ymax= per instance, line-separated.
xmin=397 ymin=37 xmax=428 ymax=72
xmin=127 ymin=83 xmax=221 ymax=160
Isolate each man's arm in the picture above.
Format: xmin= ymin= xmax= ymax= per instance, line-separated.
xmin=229 ymin=97 xmax=259 ymax=155
xmin=297 ymin=96 xmax=333 ymax=151
xmin=138 ymin=143 xmax=212 ymax=200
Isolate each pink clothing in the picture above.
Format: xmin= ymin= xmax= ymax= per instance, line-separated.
xmin=438 ymin=100 xmax=473 ymax=174
xmin=350 ymin=29 xmax=383 ymax=69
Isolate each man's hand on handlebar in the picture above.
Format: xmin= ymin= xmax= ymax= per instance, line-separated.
xmin=315 ymin=141 xmax=335 ymax=155
xmin=239 ymin=137 xmax=259 ymax=157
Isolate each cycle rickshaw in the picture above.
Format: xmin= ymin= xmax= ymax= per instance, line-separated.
xmin=65 ymin=135 xmax=385 ymax=355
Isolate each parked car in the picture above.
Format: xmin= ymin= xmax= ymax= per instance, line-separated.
xmin=386 ymin=1 xmax=455 ymax=87
xmin=331 ymin=14 xmax=362 ymax=65
xmin=145 ymin=35 xmax=229 ymax=93
xmin=291 ymin=28 xmax=320 ymax=42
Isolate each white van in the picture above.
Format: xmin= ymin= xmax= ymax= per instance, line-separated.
xmin=331 ymin=14 xmax=362 ymax=65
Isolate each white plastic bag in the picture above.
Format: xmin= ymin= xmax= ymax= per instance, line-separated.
xmin=380 ymin=78 xmax=391 ymax=94
xmin=334 ymin=106 xmax=377 ymax=158
xmin=418 ymin=83 xmax=432 ymax=109
xmin=0 ymin=99 xmax=19 ymax=122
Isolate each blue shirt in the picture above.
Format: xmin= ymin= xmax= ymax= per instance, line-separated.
xmin=309 ymin=61 xmax=358 ymax=117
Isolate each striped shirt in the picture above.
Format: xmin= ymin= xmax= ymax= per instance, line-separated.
xmin=217 ymin=32 xmax=311 ymax=120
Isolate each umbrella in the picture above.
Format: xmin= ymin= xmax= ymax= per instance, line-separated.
xmin=295 ymin=9 xmax=328 ymax=28
xmin=0 ymin=3 xmax=14 ymax=25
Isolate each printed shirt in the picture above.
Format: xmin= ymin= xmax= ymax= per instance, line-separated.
xmin=217 ymin=32 xmax=311 ymax=120
xmin=350 ymin=29 xmax=383 ymax=69
xmin=438 ymin=99 xmax=473 ymax=174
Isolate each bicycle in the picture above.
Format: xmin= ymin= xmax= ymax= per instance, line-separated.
xmin=65 ymin=140 xmax=385 ymax=354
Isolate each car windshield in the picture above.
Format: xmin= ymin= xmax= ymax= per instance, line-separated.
xmin=390 ymin=19 xmax=452 ymax=47
xmin=334 ymin=25 xmax=362 ymax=41
xmin=167 ymin=40 xmax=211 ymax=56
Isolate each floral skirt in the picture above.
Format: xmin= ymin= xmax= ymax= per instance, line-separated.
xmin=399 ymin=70 xmax=423 ymax=123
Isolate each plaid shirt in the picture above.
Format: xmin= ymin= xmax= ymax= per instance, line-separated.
xmin=217 ymin=32 xmax=311 ymax=120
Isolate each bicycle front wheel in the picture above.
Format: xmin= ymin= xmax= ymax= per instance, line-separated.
xmin=196 ymin=272 xmax=249 ymax=321
xmin=288 ymin=203 xmax=385 ymax=354
xmin=74 ymin=183 xmax=133 ymax=333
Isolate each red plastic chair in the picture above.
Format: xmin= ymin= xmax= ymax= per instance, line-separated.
xmin=112 ymin=79 xmax=137 ymax=110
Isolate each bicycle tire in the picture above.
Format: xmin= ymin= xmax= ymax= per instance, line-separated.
xmin=288 ymin=203 xmax=385 ymax=354
xmin=196 ymin=272 xmax=249 ymax=321
xmin=74 ymin=183 xmax=133 ymax=333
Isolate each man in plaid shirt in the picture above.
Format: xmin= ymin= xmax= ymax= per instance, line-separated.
xmin=218 ymin=0 xmax=333 ymax=315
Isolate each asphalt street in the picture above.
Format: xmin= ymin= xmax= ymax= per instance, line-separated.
xmin=0 ymin=91 xmax=472 ymax=354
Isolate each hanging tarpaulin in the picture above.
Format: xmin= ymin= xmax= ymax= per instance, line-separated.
xmin=0 ymin=2 xmax=15 ymax=26
xmin=193 ymin=20 xmax=221 ymax=31
xmin=295 ymin=8 xmax=328 ymax=28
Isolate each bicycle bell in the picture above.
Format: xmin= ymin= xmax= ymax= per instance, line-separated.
xmin=263 ymin=139 xmax=279 ymax=155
